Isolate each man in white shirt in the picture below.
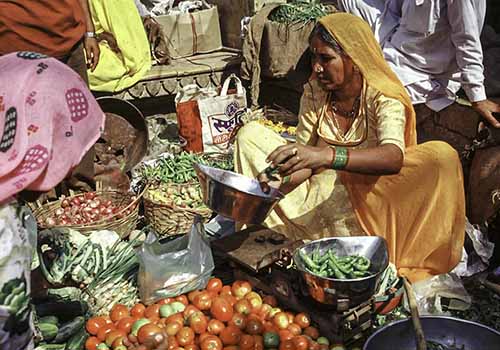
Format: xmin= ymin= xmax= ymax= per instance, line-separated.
xmin=336 ymin=0 xmax=500 ymax=128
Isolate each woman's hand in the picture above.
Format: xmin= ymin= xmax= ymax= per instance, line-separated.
xmin=83 ymin=37 xmax=100 ymax=71
xmin=97 ymin=32 xmax=120 ymax=53
xmin=266 ymin=144 xmax=333 ymax=176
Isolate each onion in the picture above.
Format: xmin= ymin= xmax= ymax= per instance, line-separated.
xmin=84 ymin=192 xmax=96 ymax=200
xmin=55 ymin=208 xmax=65 ymax=216
xmin=61 ymin=198 xmax=70 ymax=208
xmin=89 ymin=200 xmax=99 ymax=209
xmin=71 ymin=197 xmax=81 ymax=206
xmin=45 ymin=217 xmax=56 ymax=226
xmin=103 ymin=200 xmax=112 ymax=207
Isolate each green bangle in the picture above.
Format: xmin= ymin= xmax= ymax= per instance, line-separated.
xmin=332 ymin=146 xmax=349 ymax=170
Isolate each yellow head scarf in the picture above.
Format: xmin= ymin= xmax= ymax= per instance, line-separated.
xmin=318 ymin=13 xmax=417 ymax=146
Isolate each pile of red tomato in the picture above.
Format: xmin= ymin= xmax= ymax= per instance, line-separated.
xmin=84 ymin=278 xmax=332 ymax=350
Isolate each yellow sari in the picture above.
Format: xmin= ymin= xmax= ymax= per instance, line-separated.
xmin=235 ymin=13 xmax=465 ymax=283
xmin=88 ymin=0 xmax=152 ymax=92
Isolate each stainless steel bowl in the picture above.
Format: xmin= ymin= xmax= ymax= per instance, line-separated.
xmin=364 ymin=316 xmax=500 ymax=350
xmin=293 ymin=237 xmax=389 ymax=307
xmin=194 ymin=163 xmax=283 ymax=224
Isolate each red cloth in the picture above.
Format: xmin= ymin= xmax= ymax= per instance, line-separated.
xmin=0 ymin=0 xmax=86 ymax=58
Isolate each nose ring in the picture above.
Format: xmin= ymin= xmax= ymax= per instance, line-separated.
xmin=315 ymin=66 xmax=323 ymax=73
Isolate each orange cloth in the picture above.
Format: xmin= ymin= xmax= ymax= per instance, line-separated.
xmin=0 ymin=0 xmax=86 ymax=58
xmin=319 ymin=13 xmax=466 ymax=282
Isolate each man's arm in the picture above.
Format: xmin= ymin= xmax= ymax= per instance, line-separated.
xmin=78 ymin=0 xmax=100 ymax=71
xmin=448 ymin=0 xmax=500 ymax=127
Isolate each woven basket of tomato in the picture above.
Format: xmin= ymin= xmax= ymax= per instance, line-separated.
xmin=83 ymin=278 xmax=332 ymax=350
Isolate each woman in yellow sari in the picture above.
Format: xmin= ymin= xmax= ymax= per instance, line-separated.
xmin=235 ymin=13 xmax=465 ymax=283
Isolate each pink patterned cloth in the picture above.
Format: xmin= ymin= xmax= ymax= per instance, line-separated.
xmin=0 ymin=52 xmax=105 ymax=203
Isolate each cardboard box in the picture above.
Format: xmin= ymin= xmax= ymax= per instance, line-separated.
xmin=157 ymin=6 xmax=223 ymax=59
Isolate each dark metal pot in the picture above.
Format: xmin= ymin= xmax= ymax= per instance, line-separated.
xmin=364 ymin=316 xmax=500 ymax=350
xmin=293 ymin=237 xmax=389 ymax=307
xmin=194 ymin=163 xmax=283 ymax=224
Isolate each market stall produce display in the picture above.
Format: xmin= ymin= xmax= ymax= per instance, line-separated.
xmin=82 ymin=278 xmax=334 ymax=350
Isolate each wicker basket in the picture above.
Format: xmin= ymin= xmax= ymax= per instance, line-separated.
xmin=32 ymin=189 xmax=143 ymax=238
xmin=143 ymin=183 xmax=212 ymax=237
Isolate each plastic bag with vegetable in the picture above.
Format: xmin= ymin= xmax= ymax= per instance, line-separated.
xmin=137 ymin=216 xmax=214 ymax=304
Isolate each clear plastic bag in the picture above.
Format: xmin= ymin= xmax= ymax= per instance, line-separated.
xmin=137 ymin=217 xmax=214 ymax=304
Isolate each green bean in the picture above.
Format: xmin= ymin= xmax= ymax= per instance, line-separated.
xmin=300 ymin=250 xmax=320 ymax=271
xmin=353 ymin=256 xmax=371 ymax=271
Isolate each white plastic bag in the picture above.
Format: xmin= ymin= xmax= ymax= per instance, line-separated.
xmin=137 ymin=217 xmax=214 ymax=304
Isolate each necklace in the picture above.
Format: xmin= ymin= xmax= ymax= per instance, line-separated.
xmin=331 ymin=95 xmax=361 ymax=119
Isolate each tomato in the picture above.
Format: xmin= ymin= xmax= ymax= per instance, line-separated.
xmin=221 ymin=294 xmax=237 ymax=308
xmin=223 ymin=346 xmax=240 ymax=350
xmin=137 ymin=323 xmax=164 ymax=344
xmin=188 ymin=290 xmax=203 ymax=303
xmin=220 ymin=285 xmax=232 ymax=295
xmin=292 ymin=336 xmax=309 ymax=350
xmin=279 ymin=339 xmax=295 ymax=350
xmin=245 ymin=319 xmax=263 ymax=335
xmin=116 ymin=316 xmax=135 ymax=334
xmin=263 ymin=321 xmax=279 ymax=334
xmin=110 ymin=304 xmax=130 ymax=323
xmin=278 ymin=330 xmax=293 ymax=342
xmin=168 ymin=335 xmax=180 ymax=350
xmin=238 ymin=334 xmax=254 ymax=350
xmin=166 ymin=321 xmax=182 ymax=336
xmin=262 ymin=295 xmax=278 ymax=307
xmin=302 ymin=327 xmax=319 ymax=340
xmin=201 ymin=335 xmax=223 ymax=350
xmin=316 ymin=337 xmax=329 ymax=346
xmin=244 ymin=292 xmax=263 ymax=310
xmin=189 ymin=312 xmax=208 ymax=334
xmin=287 ymin=323 xmax=302 ymax=336
xmin=177 ymin=327 xmax=196 ymax=346
xmin=106 ymin=329 xmax=127 ymax=347
xmin=210 ymin=297 xmax=234 ymax=322
xmin=175 ymin=295 xmax=189 ymax=306
xmin=231 ymin=281 xmax=252 ymax=299
xmin=234 ymin=299 xmax=252 ymax=315
xmin=199 ymin=333 xmax=212 ymax=344
xmin=184 ymin=305 xmax=201 ymax=319
xmin=228 ymin=313 xmax=247 ymax=330
xmin=308 ymin=341 xmax=320 ymax=350
xmin=97 ymin=324 xmax=116 ymax=342
xmin=254 ymin=335 xmax=264 ymax=350
xmin=193 ymin=291 xmax=213 ymax=311
xmin=318 ymin=344 xmax=328 ymax=350
xmin=293 ymin=314 xmax=310 ymax=329
xmin=167 ymin=312 xmax=185 ymax=326
xmin=112 ymin=336 xmax=126 ymax=348
xmin=206 ymin=278 xmax=223 ymax=294
xmin=268 ymin=308 xmax=282 ymax=319
xmin=207 ymin=319 xmax=225 ymax=335
xmin=131 ymin=303 xmax=147 ymax=318
xmin=86 ymin=316 xmax=107 ymax=336
xmin=128 ymin=333 xmax=139 ymax=346
xmin=85 ymin=336 xmax=100 ymax=350
xmin=263 ymin=332 xmax=280 ymax=348
xmin=219 ymin=325 xmax=242 ymax=346
xmin=145 ymin=304 xmax=161 ymax=319
xmin=256 ymin=304 xmax=272 ymax=321
xmin=158 ymin=297 xmax=175 ymax=305
xmin=285 ymin=313 xmax=295 ymax=325
xmin=185 ymin=344 xmax=200 ymax=350
xmin=273 ymin=313 xmax=289 ymax=330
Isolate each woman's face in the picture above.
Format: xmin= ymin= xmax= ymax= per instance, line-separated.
xmin=310 ymin=34 xmax=355 ymax=92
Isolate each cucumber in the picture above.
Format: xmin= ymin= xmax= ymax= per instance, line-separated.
xmin=66 ymin=328 xmax=88 ymax=350
xmin=34 ymin=344 xmax=67 ymax=350
xmin=38 ymin=323 xmax=58 ymax=342
xmin=52 ymin=316 xmax=85 ymax=344
xmin=39 ymin=316 xmax=59 ymax=326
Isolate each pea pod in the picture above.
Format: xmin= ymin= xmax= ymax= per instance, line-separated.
xmin=300 ymin=250 xmax=320 ymax=271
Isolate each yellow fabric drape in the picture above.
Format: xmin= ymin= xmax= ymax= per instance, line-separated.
xmin=88 ymin=0 xmax=152 ymax=92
